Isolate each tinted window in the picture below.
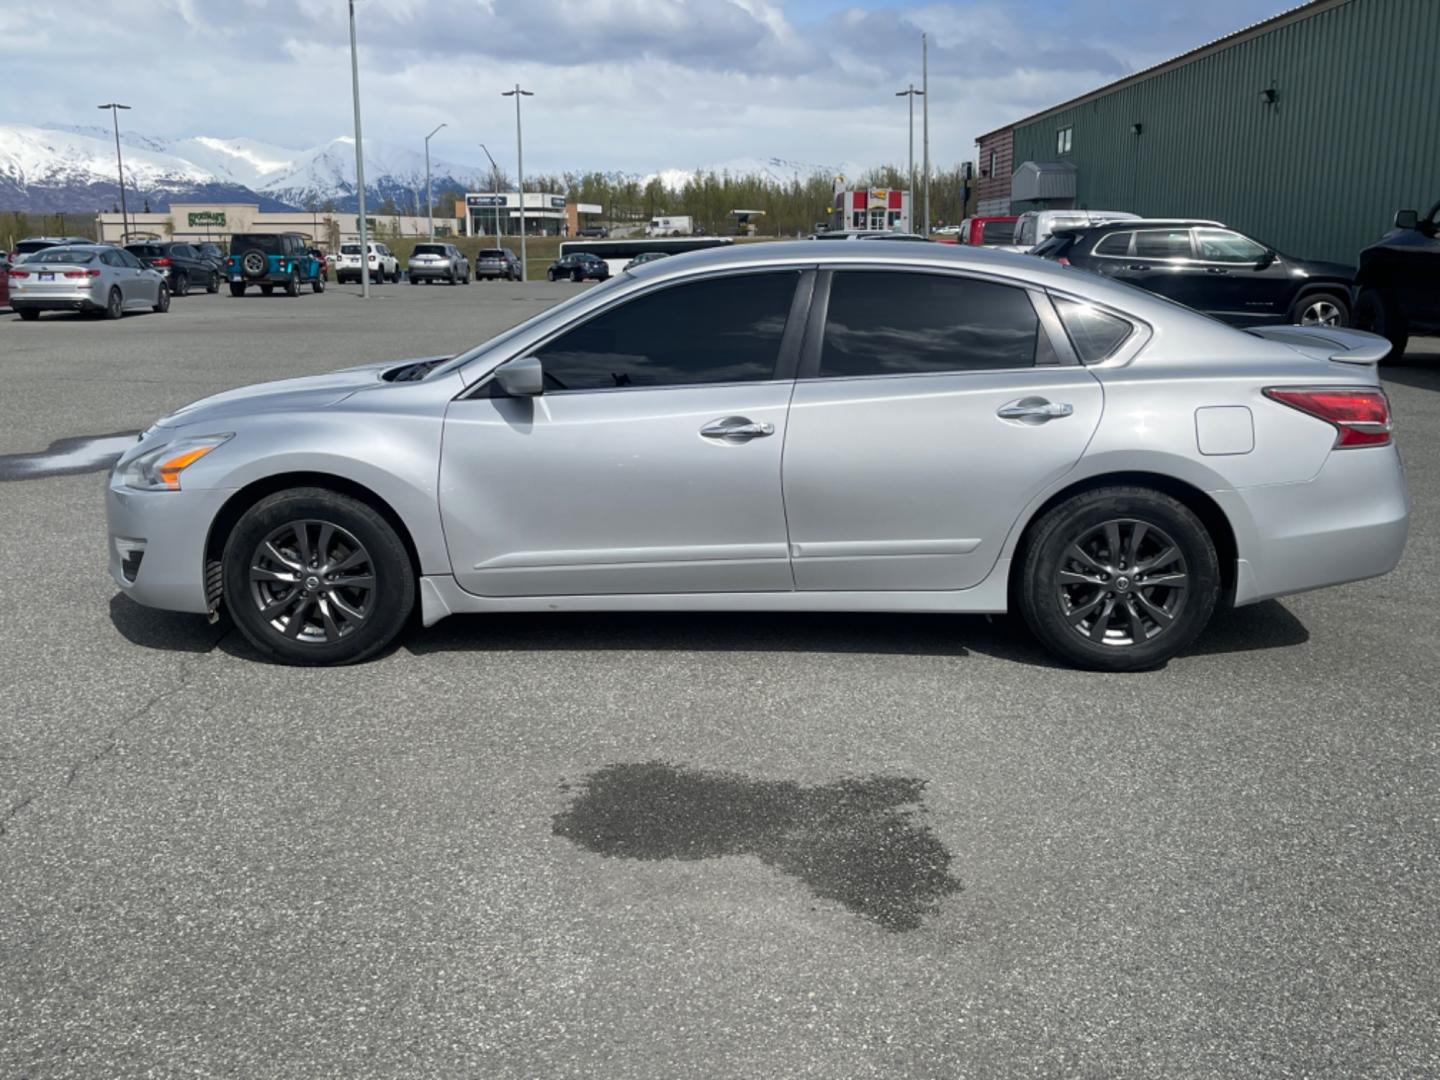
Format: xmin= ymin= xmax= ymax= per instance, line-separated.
xmin=1193 ymin=228 xmax=1267 ymax=263
xmin=413 ymin=244 xmax=448 ymax=256
xmin=478 ymin=249 xmax=505 ymax=257
xmin=126 ymin=245 xmax=162 ymax=258
xmin=820 ymin=272 xmax=1039 ymax=377
xmin=341 ymin=244 xmax=361 ymax=255
xmin=536 ymin=272 xmax=796 ymax=390
xmin=1053 ymin=297 xmax=1134 ymax=363
xmin=981 ymin=220 xmax=1015 ymax=244
xmin=32 ymin=250 xmax=95 ymax=264
xmin=232 ymin=235 xmax=282 ymax=254
xmin=1094 ymin=232 xmax=1131 ymax=256
xmin=1134 ymin=230 xmax=1192 ymax=259
xmin=117 ymin=248 xmax=144 ymax=269
xmin=100 ymin=250 xmax=124 ymax=267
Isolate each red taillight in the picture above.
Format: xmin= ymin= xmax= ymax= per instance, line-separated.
xmin=1263 ymin=386 xmax=1393 ymax=448
xmin=1057 ymin=256 xmax=1071 ymax=266
xmin=62 ymin=269 xmax=102 ymax=278
xmin=9 ymin=269 xmax=29 ymax=278
xmin=152 ymin=257 xmax=172 ymax=267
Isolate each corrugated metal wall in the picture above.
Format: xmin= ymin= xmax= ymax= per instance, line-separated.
xmin=1009 ymin=0 xmax=1440 ymax=264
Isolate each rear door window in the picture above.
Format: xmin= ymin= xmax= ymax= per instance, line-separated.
xmin=818 ymin=271 xmax=1041 ymax=377
xmin=1134 ymin=230 xmax=1193 ymax=259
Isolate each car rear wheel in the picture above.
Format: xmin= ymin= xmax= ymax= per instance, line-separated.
xmin=222 ymin=488 xmax=416 ymax=666
xmin=152 ymin=283 xmax=169 ymax=313
xmin=312 ymin=274 xmax=325 ymax=294
xmin=1018 ymin=487 xmax=1220 ymax=672
xmin=104 ymin=287 xmax=123 ymax=320
xmin=571 ymin=269 xmax=583 ymax=282
xmin=1353 ymin=288 xmax=1409 ymax=359
xmin=229 ymin=282 xmax=246 ymax=297
xmin=285 ymin=270 xmax=300 ymax=297
xmin=174 ymin=271 xmax=189 ymax=297
xmin=1290 ymin=290 xmax=1349 ymax=328
xmin=207 ymin=271 xmax=220 ymax=293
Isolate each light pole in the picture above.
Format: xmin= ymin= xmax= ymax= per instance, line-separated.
xmin=96 ymin=103 xmax=131 ymax=242
xmin=347 ymin=0 xmax=370 ymax=298
xmin=424 ymin=122 xmax=446 ymax=240
xmin=502 ymin=84 xmax=533 ymax=281
xmin=921 ymin=31 xmax=931 ymax=238
xmin=895 ymin=84 xmax=922 ymax=232
xmin=479 ymin=143 xmax=502 ymax=248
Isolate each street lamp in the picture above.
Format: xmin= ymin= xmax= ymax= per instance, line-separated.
xmin=424 ymin=122 xmax=446 ymax=240
xmin=96 ymin=103 xmax=131 ymax=242
xmin=479 ymin=143 xmax=502 ymax=247
xmin=895 ymin=84 xmax=923 ymax=233
xmin=347 ymin=0 xmax=370 ymax=298
xmin=921 ymin=31 xmax=931 ymax=238
xmin=502 ymin=84 xmax=533 ymax=281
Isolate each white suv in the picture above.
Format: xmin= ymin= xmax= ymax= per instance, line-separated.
xmin=335 ymin=242 xmax=400 ymax=284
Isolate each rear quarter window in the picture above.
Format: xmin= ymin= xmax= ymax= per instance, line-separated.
xmin=1053 ymin=297 xmax=1135 ymax=363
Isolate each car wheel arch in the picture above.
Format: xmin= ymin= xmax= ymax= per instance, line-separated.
xmin=1005 ymin=469 xmax=1239 ymax=605
xmin=204 ymin=471 xmax=425 ymax=609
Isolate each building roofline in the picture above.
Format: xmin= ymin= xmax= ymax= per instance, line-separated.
xmin=975 ymin=0 xmax=1349 ymax=142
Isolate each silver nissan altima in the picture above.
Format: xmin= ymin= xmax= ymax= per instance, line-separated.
xmin=106 ymin=241 xmax=1409 ymax=670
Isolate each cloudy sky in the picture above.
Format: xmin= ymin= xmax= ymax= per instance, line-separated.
xmin=1 ymin=0 xmax=1296 ymax=175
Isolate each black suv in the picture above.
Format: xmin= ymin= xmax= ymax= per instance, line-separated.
xmin=1353 ymin=200 xmax=1440 ymax=357
xmin=1034 ymin=219 xmax=1355 ymax=327
xmin=124 ymin=241 xmax=220 ymax=296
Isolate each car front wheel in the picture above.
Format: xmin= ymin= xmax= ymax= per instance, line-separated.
xmin=222 ymin=488 xmax=416 ymax=666
xmin=1018 ymin=487 xmax=1220 ymax=672
xmin=1353 ymin=288 xmax=1408 ymax=358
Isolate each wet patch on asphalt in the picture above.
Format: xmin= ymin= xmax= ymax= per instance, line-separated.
xmin=0 ymin=432 xmax=137 ymax=481
xmin=553 ymin=762 xmax=961 ymax=931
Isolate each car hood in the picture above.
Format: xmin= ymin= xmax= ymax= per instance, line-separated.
xmin=152 ymin=358 xmax=436 ymax=429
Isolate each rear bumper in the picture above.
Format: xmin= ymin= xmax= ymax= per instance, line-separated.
xmin=1222 ymin=443 xmax=1410 ymax=605
xmin=408 ymin=263 xmax=457 ymax=279
xmin=11 ymin=281 xmax=108 ymax=308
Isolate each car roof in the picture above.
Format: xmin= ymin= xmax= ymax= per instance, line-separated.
xmin=1051 ymin=218 xmax=1227 ymax=236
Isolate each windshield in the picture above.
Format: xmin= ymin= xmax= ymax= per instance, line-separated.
xmin=341 ymin=244 xmax=362 ymax=255
xmin=413 ymin=244 xmax=447 ymax=256
xmin=230 ymin=234 xmax=282 ymax=254
xmin=31 ymin=250 xmax=95 ymax=264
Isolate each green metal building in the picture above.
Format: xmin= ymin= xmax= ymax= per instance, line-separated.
xmin=976 ymin=0 xmax=1440 ymax=264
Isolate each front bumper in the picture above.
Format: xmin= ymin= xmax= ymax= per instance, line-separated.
xmin=1222 ymin=443 xmax=1410 ymax=605
xmin=106 ymin=479 xmax=234 ymax=614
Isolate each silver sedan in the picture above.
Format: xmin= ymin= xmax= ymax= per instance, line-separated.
xmin=11 ymin=244 xmax=169 ymax=320
xmin=106 ymin=242 xmax=1408 ymax=670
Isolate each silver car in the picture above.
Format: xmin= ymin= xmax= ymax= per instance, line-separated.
xmin=105 ymin=242 xmax=1408 ymax=670
xmin=11 ymin=244 xmax=169 ymax=321
xmin=407 ymin=242 xmax=470 ymax=285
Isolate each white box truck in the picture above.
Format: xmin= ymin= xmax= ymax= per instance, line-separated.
xmin=645 ymin=215 xmax=693 ymax=237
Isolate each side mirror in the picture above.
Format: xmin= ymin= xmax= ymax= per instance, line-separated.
xmin=493 ymin=355 xmax=544 ymax=397
xmin=1394 ymin=209 xmax=1419 ymax=230
xmin=1256 ymin=248 xmax=1277 ymax=269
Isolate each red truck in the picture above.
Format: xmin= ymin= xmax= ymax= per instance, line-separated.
xmin=935 ymin=215 xmax=1018 ymax=246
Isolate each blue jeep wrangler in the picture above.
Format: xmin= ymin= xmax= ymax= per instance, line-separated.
xmin=226 ymin=232 xmax=325 ymax=297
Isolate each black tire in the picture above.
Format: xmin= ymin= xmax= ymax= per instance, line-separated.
xmin=312 ymin=274 xmax=325 ymax=294
xmin=1017 ymin=487 xmax=1220 ymax=672
xmin=410 ymin=275 xmax=420 ymax=285
xmin=229 ymin=282 xmax=246 ymax=297
xmin=449 ymin=271 xmax=456 ymax=285
xmin=571 ymin=269 xmax=583 ymax=283
xmin=174 ymin=271 xmax=189 ymax=297
xmin=285 ymin=269 xmax=300 ymax=297
xmin=1287 ymin=289 xmax=1349 ymax=328
xmin=547 ymin=271 xmax=556 ymax=282
xmin=207 ymin=271 xmax=220 ymax=294
xmin=153 ymin=283 xmax=170 ymax=313
xmin=1353 ymin=288 xmax=1409 ymax=359
xmin=16 ymin=307 xmax=39 ymax=321
xmin=222 ymin=488 xmax=416 ymax=666
xmin=392 ymin=269 xmax=402 ymax=283
xmin=260 ymin=284 xmax=274 ymax=296
xmin=104 ymin=287 xmax=123 ymax=320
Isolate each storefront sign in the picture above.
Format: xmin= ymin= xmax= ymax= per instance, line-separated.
xmin=187 ymin=211 xmax=227 ymax=227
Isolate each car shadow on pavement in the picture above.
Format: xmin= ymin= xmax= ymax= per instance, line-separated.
xmin=1380 ymin=357 xmax=1440 ymax=393
xmin=108 ymin=594 xmax=228 ymax=654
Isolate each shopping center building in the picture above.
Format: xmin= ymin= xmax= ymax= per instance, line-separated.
xmin=96 ymin=204 xmax=435 ymax=247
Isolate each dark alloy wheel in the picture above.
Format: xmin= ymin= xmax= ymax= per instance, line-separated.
xmin=1019 ymin=487 xmax=1220 ymax=671
xmin=207 ymin=271 xmax=220 ymax=293
xmin=152 ymin=283 xmax=169 ymax=313
xmin=174 ymin=271 xmax=189 ymax=297
xmin=223 ymin=489 xmax=415 ymax=666
xmin=104 ymin=287 xmax=123 ymax=320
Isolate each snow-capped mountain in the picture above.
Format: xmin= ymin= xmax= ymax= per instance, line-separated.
xmin=0 ymin=123 xmax=489 ymax=213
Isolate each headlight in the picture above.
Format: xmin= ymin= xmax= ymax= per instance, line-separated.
xmin=120 ymin=434 xmax=232 ymax=491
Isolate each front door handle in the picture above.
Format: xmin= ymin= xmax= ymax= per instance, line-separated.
xmin=1125 ymin=264 xmax=1150 ymax=271
xmin=997 ymin=398 xmax=1074 ymax=423
xmin=1205 ymin=266 xmax=1230 ymax=274
xmin=700 ymin=416 xmax=775 ymax=441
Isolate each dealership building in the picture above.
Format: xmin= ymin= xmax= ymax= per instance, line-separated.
xmin=975 ymin=0 xmax=1439 ymax=263
xmin=457 ymin=193 xmax=603 ymax=238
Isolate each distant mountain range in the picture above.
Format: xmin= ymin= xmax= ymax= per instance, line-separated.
xmin=0 ymin=123 xmax=869 ymax=214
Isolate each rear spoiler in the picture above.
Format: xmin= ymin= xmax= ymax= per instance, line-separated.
xmin=1246 ymin=325 xmax=1392 ymax=366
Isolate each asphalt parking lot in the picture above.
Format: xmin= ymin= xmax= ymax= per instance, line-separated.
xmin=2 ymin=283 xmax=1439 ymax=1078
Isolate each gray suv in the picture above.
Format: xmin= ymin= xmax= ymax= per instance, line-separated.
xmin=474 ymin=248 xmax=521 ymax=281
xmin=407 ymin=243 xmax=470 ymax=285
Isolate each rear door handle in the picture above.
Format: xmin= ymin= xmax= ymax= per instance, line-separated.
xmin=997 ymin=398 xmax=1074 ymax=423
xmin=700 ymin=416 xmax=775 ymax=440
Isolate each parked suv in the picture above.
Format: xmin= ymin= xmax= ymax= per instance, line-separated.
xmin=474 ymin=248 xmax=521 ymax=281
xmin=577 ymin=225 xmax=609 ymax=238
xmin=124 ymin=241 xmax=220 ymax=296
xmin=546 ymin=253 xmax=609 ymax=282
xmin=1353 ymin=200 xmax=1440 ymax=357
xmin=1034 ymin=219 xmax=1356 ymax=328
xmin=226 ymin=233 xmax=325 ymax=297
xmin=1004 ymin=210 xmax=1138 ymax=253
xmin=336 ymin=242 xmax=400 ymax=284
xmin=407 ymin=243 xmax=470 ymax=285
xmin=8 ymin=236 xmax=93 ymax=264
